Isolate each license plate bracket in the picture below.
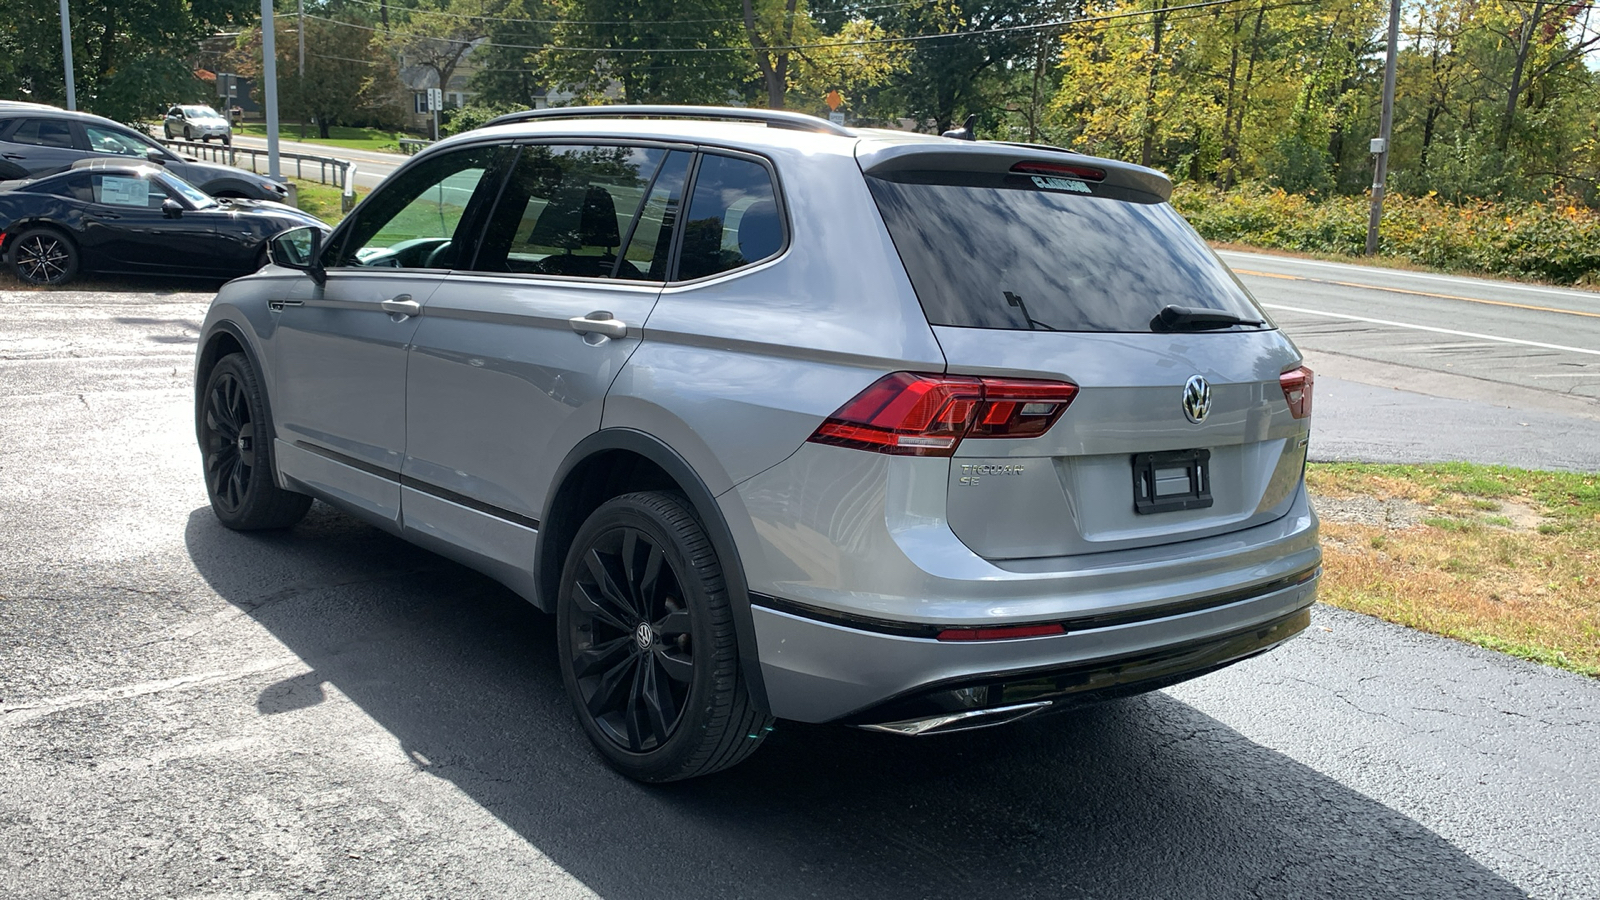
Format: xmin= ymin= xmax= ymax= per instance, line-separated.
xmin=1132 ymin=449 xmax=1213 ymax=515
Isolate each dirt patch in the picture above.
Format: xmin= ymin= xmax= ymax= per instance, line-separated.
xmin=1311 ymin=493 xmax=1425 ymax=529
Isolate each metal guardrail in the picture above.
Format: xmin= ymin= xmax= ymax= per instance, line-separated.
xmin=161 ymin=138 xmax=359 ymax=212
xmin=398 ymin=138 xmax=433 ymax=155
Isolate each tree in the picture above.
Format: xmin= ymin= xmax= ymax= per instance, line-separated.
xmin=542 ymin=0 xmax=750 ymax=104
xmin=0 ymin=0 xmax=255 ymax=123
xmin=741 ymin=0 xmax=906 ymax=110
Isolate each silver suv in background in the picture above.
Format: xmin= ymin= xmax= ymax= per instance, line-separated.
xmin=194 ymin=107 xmax=1320 ymax=781
xmin=164 ymin=105 xmax=232 ymax=143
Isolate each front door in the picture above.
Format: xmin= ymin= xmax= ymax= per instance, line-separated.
xmin=268 ymin=144 xmax=507 ymax=530
xmin=398 ymin=144 xmax=691 ymax=574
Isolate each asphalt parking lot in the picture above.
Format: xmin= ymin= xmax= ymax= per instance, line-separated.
xmin=2 ymin=284 xmax=1597 ymax=899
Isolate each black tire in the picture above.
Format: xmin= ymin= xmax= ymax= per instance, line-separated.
xmin=11 ymin=227 xmax=79 ymax=286
xmin=183 ymin=125 xmax=192 ymax=141
xmin=197 ymin=352 xmax=312 ymax=530
xmin=557 ymin=491 xmax=772 ymax=782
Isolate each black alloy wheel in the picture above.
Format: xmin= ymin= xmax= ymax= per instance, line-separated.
xmin=197 ymin=353 xmax=312 ymax=530
xmin=11 ymin=228 xmax=78 ymax=285
xmin=567 ymin=522 xmax=696 ymax=753
xmin=203 ymin=366 xmax=256 ymax=515
xmin=558 ymin=492 xmax=772 ymax=781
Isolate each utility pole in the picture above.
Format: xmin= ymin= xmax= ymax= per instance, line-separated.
xmin=1365 ymin=0 xmax=1402 ymax=256
xmin=262 ymin=0 xmax=281 ymax=180
xmin=298 ymin=0 xmax=306 ymax=141
xmin=58 ymin=0 xmax=76 ymax=110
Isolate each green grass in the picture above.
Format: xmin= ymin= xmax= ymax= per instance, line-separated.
xmin=289 ymin=178 xmax=371 ymax=225
xmin=1308 ymin=461 xmax=1600 ymax=677
xmin=236 ymin=122 xmax=414 ymax=153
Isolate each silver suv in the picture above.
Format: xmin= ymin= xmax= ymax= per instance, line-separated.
xmin=194 ymin=106 xmax=1320 ymax=781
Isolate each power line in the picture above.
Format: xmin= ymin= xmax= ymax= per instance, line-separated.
xmin=304 ymin=0 xmax=1326 ymax=55
xmin=329 ymin=0 xmax=927 ymax=27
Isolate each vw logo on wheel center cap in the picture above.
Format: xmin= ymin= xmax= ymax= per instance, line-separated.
xmin=634 ymin=622 xmax=653 ymax=651
xmin=1182 ymin=375 xmax=1212 ymax=424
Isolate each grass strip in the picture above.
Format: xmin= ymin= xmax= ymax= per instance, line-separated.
xmin=1308 ymin=461 xmax=1600 ymax=677
xmin=236 ymin=123 xmax=411 ymax=153
xmin=289 ymin=179 xmax=371 ymax=225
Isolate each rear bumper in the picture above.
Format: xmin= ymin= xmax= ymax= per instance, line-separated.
xmin=751 ymin=567 xmax=1318 ymax=723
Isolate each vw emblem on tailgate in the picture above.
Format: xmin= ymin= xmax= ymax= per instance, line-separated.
xmin=1182 ymin=375 xmax=1211 ymax=424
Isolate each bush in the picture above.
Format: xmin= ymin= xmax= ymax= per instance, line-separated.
xmin=1173 ymin=184 xmax=1600 ymax=285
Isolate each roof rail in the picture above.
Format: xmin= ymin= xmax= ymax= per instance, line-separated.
xmin=483 ymin=105 xmax=854 ymax=138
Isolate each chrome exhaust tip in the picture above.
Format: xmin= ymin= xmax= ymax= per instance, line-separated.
xmin=855 ymin=701 xmax=1053 ymax=736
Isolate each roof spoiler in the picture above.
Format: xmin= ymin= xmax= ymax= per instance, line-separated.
xmin=857 ymin=142 xmax=1173 ymax=203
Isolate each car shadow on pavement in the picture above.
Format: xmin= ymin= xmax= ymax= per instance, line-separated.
xmin=185 ymin=503 xmax=1529 ymax=900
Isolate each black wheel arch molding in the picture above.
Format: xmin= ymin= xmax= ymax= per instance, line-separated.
xmin=538 ymin=427 xmax=771 ymax=713
xmin=194 ymin=318 xmax=273 ymax=451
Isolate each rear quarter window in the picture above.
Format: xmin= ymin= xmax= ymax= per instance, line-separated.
xmin=675 ymin=153 xmax=783 ymax=281
xmin=867 ymin=172 xmax=1266 ymax=333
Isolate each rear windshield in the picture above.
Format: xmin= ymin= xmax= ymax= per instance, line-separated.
xmin=866 ymin=172 xmax=1268 ymax=333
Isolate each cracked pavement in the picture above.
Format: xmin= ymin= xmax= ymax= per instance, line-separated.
xmin=1 ymin=281 xmax=1597 ymax=899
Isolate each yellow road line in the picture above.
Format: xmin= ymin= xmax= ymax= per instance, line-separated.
xmin=1231 ymin=268 xmax=1600 ymax=320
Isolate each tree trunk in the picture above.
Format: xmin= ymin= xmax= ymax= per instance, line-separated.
xmin=1497 ymin=0 xmax=1544 ymax=158
xmin=1139 ymin=0 xmax=1167 ymax=168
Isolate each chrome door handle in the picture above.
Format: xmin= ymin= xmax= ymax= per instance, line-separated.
xmin=380 ymin=295 xmax=421 ymax=317
xmin=568 ymin=310 xmax=628 ymax=339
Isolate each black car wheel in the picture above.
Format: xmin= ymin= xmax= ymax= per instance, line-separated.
xmin=11 ymin=228 xmax=79 ymax=286
xmin=557 ymin=491 xmax=772 ymax=782
xmin=183 ymin=125 xmax=192 ymax=140
xmin=198 ymin=352 xmax=312 ymax=530
xmin=164 ymin=124 xmax=174 ymax=139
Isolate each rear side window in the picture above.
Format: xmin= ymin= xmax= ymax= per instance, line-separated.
xmin=8 ymin=119 xmax=75 ymax=149
xmin=866 ymin=173 xmax=1266 ymax=333
xmin=676 ymin=153 xmax=783 ymax=281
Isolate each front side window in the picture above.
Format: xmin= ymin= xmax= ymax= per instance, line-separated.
xmin=90 ymin=173 xmax=170 ymax=209
xmin=9 ymin=119 xmax=74 ymax=149
xmin=160 ymin=174 xmax=218 ymax=209
xmin=676 ymin=153 xmax=783 ymax=281
xmin=332 ymin=144 xmax=502 ymax=269
xmin=85 ymin=125 xmax=158 ymax=159
xmin=471 ymin=144 xmax=683 ymax=280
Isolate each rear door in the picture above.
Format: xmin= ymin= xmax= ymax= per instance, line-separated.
xmin=398 ymin=143 xmax=689 ymax=571
xmin=0 ymin=117 xmax=83 ymax=175
xmin=862 ymin=151 xmax=1310 ymax=559
xmin=267 ymin=143 xmax=506 ymax=529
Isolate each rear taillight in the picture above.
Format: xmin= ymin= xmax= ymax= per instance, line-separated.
xmin=1280 ymin=366 xmax=1314 ymax=419
xmin=807 ymin=372 xmax=1078 ymax=457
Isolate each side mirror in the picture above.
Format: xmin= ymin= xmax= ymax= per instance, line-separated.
xmin=267 ymin=225 xmax=326 ymax=284
xmin=161 ymin=198 xmax=184 ymax=219
xmin=145 ymin=148 xmax=169 ymax=165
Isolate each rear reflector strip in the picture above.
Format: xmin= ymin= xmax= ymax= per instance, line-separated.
xmin=936 ymin=623 xmax=1067 ymax=642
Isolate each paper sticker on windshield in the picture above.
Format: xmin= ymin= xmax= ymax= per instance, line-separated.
xmin=1031 ymin=175 xmax=1091 ymax=194
xmin=98 ymin=176 xmax=150 ymax=207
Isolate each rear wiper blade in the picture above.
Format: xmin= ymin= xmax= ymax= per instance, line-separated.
xmin=1150 ymin=305 xmax=1264 ymax=332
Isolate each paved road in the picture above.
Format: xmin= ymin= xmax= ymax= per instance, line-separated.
xmin=1222 ymin=250 xmax=1600 ymax=471
xmin=227 ymin=135 xmax=408 ymax=191
xmin=1 ymin=284 xmax=1596 ymax=898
